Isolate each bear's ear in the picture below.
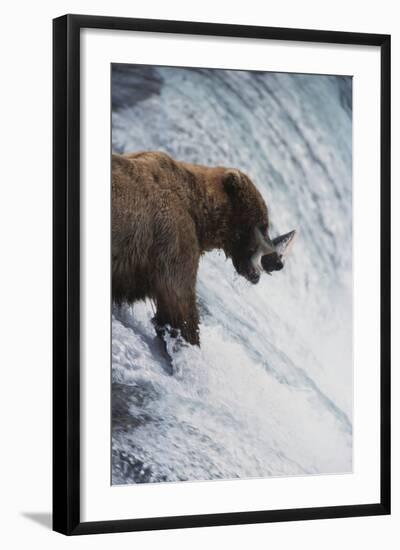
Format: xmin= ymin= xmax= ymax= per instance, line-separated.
xmin=222 ymin=170 xmax=243 ymax=198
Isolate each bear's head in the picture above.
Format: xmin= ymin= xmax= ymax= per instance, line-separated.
xmin=222 ymin=169 xmax=279 ymax=284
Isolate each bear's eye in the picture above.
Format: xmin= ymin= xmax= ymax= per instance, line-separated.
xmin=233 ymin=230 xmax=244 ymax=243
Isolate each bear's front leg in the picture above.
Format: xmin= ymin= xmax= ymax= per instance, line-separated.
xmin=152 ymin=217 xmax=201 ymax=352
xmin=153 ymin=289 xmax=200 ymax=349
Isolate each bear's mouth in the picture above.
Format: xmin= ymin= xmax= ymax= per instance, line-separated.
xmin=247 ymin=271 xmax=261 ymax=284
xmin=244 ymin=262 xmax=261 ymax=284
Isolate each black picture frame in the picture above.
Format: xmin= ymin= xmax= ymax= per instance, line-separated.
xmin=53 ymin=14 xmax=391 ymax=536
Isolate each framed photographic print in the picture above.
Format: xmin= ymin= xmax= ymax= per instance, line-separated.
xmin=53 ymin=14 xmax=391 ymax=535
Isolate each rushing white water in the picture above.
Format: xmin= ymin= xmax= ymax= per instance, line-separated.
xmin=111 ymin=66 xmax=352 ymax=484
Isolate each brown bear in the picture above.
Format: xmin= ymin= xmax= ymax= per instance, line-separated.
xmin=112 ymin=151 xmax=280 ymax=347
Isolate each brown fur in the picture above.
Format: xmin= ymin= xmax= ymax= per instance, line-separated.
xmin=112 ymin=151 xmax=269 ymax=346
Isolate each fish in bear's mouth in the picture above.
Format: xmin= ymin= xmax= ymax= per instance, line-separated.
xmin=247 ymin=229 xmax=296 ymax=283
